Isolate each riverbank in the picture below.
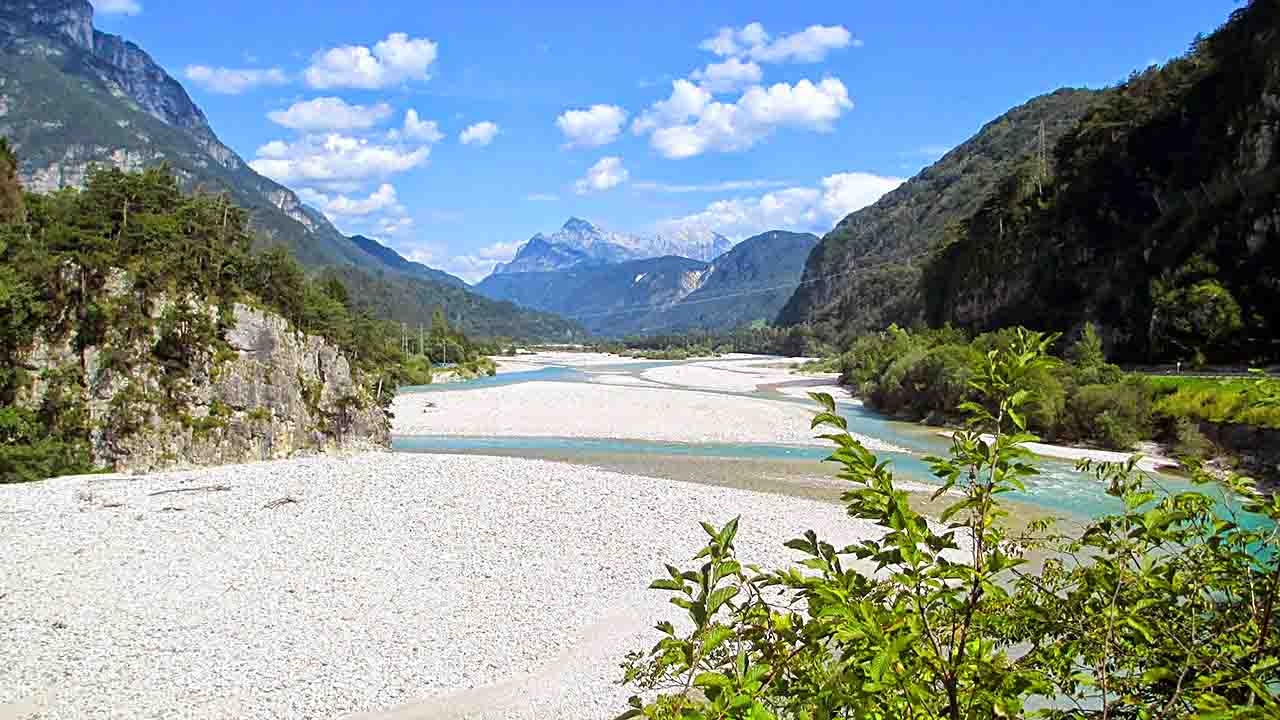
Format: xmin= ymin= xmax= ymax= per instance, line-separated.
xmin=391 ymin=380 xmax=900 ymax=452
xmin=0 ymin=452 xmax=886 ymax=719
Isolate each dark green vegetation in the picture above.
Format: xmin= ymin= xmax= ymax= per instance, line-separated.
xmin=835 ymin=322 xmax=1279 ymax=458
xmin=0 ymin=165 xmax=491 ymax=482
xmin=0 ymin=0 xmax=583 ymax=342
xmin=924 ymin=1 xmax=1280 ymax=364
xmin=593 ymin=323 xmax=834 ymax=360
xmin=477 ymin=230 xmax=818 ymax=337
xmin=778 ymin=88 xmax=1101 ymax=337
xmin=622 ymin=334 xmax=1280 ymax=719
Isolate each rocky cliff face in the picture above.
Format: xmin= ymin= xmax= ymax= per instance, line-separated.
xmin=19 ymin=291 xmax=388 ymax=474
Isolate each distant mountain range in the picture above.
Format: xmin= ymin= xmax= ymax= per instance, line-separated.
xmin=492 ymin=217 xmax=732 ymax=275
xmin=0 ymin=0 xmax=581 ymax=341
xmin=477 ymin=230 xmax=818 ymax=336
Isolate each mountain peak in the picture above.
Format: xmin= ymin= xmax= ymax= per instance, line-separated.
xmin=561 ymin=217 xmax=598 ymax=233
xmin=4 ymin=0 xmax=95 ymax=52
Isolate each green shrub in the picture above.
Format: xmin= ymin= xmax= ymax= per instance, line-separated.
xmin=1060 ymin=379 xmax=1155 ymax=449
xmin=621 ymin=330 xmax=1280 ymax=719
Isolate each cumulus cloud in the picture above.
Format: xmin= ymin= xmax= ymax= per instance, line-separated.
xmin=655 ymin=170 xmax=902 ymax=240
xmin=267 ymin=97 xmax=392 ymax=131
xmin=249 ymin=133 xmax=430 ymax=186
xmin=574 ymin=156 xmax=629 ymax=194
xmin=818 ymin=172 xmax=905 ymax=219
xmin=304 ymin=33 xmax=438 ymax=89
xmin=394 ymin=110 xmax=445 ymax=142
xmin=304 ymin=183 xmax=402 ymax=217
xmin=555 ymin=104 xmax=628 ymax=148
xmin=699 ymin=23 xmax=852 ymax=63
xmin=690 ymin=58 xmax=763 ymax=94
xmin=93 ymin=0 xmax=143 ymax=15
xmin=431 ymin=240 xmax=526 ymax=283
xmin=636 ymin=77 xmax=852 ymax=159
xmin=184 ymin=66 xmax=288 ymax=95
xmin=459 ymin=121 xmax=500 ymax=146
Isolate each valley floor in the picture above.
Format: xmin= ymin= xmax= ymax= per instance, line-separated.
xmin=0 ymin=453 xmax=883 ymax=720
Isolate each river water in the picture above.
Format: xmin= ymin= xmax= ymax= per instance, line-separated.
xmin=392 ymin=358 xmax=1253 ymax=526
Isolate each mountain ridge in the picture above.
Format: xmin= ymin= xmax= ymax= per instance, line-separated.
xmin=492 ymin=217 xmax=732 ymax=276
xmin=0 ymin=0 xmax=582 ymax=340
xmin=477 ymin=229 xmax=817 ymax=336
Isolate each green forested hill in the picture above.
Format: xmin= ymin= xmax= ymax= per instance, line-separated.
xmin=645 ymin=230 xmax=819 ymax=334
xmin=777 ymin=88 xmax=1101 ymax=339
xmin=0 ymin=0 xmax=580 ymax=341
xmin=922 ymin=0 xmax=1280 ymax=363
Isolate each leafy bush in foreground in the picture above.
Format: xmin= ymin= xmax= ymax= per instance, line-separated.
xmin=620 ymin=330 xmax=1279 ymax=719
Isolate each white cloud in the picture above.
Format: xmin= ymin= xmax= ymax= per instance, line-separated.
xmin=574 ymin=156 xmax=629 ymax=195
xmin=249 ymin=133 xmax=430 ymax=186
xmin=699 ymin=23 xmax=852 ymax=64
xmin=459 ymin=121 xmax=500 ymax=146
xmin=690 ymin=58 xmax=762 ymax=94
xmin=431 ymin=240 xmax=525 ymax=283
xmin=396 ymin=110 xmax=445 ymax=142
xmin=636 ymin=77 xmax=852 ymax=159
xmin=631 ymin=79 xmax=711 ymax=134
xmin=184 ymin=66 xmax=288 ymax=95
xmin=314 ymin=183 xmax=402 ymax=217
xmin=93 ymin=0 xmax=143 ymax=16
xmin=631 ymin=179 xmax=790 ymax=193
xmin=818 ymin=172 xmax=904 ymax=219
xmin=304 ymin=32 xmax=438 ymax=89
xmin=655 ymin=170 xmax=902 ymax=240
xmin=555 ymin=104 xmax=628 ymax=148
xmin=267 ymin=97 xmax=392 ymax=131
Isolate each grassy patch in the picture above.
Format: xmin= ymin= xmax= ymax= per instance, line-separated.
xmin=1146 ymin=376 xmax=1280 ymax=428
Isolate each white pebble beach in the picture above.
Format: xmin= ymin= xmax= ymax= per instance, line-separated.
xmin=0 ymin=453 xmax=884 ymax=720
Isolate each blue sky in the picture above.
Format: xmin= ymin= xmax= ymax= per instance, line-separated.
xmin=91 ymin=0 xmax=1238 ymax=281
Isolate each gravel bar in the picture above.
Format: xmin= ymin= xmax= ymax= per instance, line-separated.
xmin=0 ymin=452 xmax=885 ymax=719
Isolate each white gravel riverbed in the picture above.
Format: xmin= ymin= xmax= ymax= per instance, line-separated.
xmin=392 ymin=380 xmax=901 ymax=452
xmin=0 ymin=452 xmax=885 ymax=720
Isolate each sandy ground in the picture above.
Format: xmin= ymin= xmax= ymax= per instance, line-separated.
xmin=392 ymin=381 xmax=900 ymax=452
xmin=640 ymin=357 xmax=837 ymax=393
xmin=938 ymin=431 xmax=1181 ymax=473
xmin=0 ymin=453 xmax=887 ymax=720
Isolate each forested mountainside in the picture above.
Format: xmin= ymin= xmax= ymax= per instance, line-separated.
xmin=346 ymin=235 xmax=469 ymax=289
xmin=476 ymin=230 xmax=817 ymax=337
xmin=777 ymin=88 xmax=1102 ymax=339
xmin=923 ymin=0 xmax=1280 ymax=363
xmin=644 ymin=230 xmax=819 ymax=334
xmin=0 ymin=0 xmax=580 ymax=340
xmin=0 ymin=165 xmax=399 ymax=480
xmin=491 ymin=217 xmax=732 ymax=275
